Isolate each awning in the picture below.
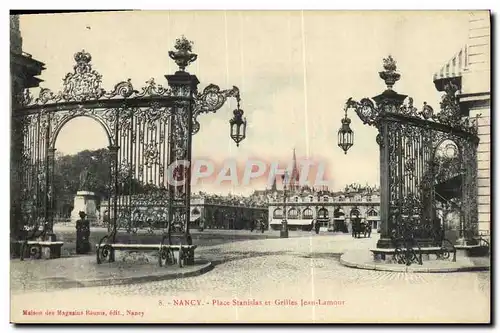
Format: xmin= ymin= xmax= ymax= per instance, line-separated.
xmin=270 ymin=219 xmax=314 ymax=226
xmin=433 ymin=45 xmax=467 ymax=91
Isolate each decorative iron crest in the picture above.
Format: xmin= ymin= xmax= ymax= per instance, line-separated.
xmin=191 ymin=84 xmax=240 ymax=135
xmin=20 ymin=51 xmax=172 ymax=106
xmin=194 ymin=84 xmax=240 ymax=114
xmin=344 ymin=56 xmax=479 ymax=135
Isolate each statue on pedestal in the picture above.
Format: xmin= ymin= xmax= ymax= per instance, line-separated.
xmin=79 ymin=167 xmax=90 ymax=191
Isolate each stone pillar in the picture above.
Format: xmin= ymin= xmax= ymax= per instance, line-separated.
xmin=70 ymin=191 xmax=99 ymax=225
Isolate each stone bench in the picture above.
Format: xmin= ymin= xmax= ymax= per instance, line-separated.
xmin=96 ymin=243 xmax=197 ymax=267
xmin=455 ymin=244 xmax=490 ymax=257
xmin=371 ymin=246 xmax=456 ymax=262
xmin=18 ymin=241 xmax=64 ymax=260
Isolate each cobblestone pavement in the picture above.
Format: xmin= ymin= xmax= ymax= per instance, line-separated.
xmin=11 ymin=234 xmax=490 ymax=323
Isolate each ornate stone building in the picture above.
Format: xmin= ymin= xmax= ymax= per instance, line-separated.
xmin=267 ymin=184 xmax=380 ymax=232
xmin=190 ymin=193 xmax=267 ymax=230
xmin=100 ymin=193 xmax=268 ymax=230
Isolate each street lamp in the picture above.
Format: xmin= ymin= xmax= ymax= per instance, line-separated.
xmin=229 ymin=96 xmax=247 ymax=147
xmin=281 ymin=171 xmax=290 ymax=238
xmin=338 ymin=105 xmax=354 ymax=154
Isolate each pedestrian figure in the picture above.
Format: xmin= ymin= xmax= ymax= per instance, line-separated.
xmin=250 ymin=220 xmax=255 ymax=232
xmin=314 ymin=219 xmax=320 ymax=234
xmin=260 ymin=220 xmax=265 ymax=233
xmin=76 ymin=211 xmax=91 ymax=254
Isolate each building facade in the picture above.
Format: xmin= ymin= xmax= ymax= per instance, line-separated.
xmin=100 ymin=193 xmax=268 ymax=230
xmin=10 ymin=15 xmax=46 ymax=242
xmin=268 ymin=184 xmax=381 ymax=232
xmin=433 ymin=11 xmax=491 ymax=238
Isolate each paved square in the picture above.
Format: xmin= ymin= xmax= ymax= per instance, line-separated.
xmin=11 ymin=233 xmax=490 ymax=323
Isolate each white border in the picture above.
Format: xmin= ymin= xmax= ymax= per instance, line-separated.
xmin=2 ymin=1 xmax=498 ymax=332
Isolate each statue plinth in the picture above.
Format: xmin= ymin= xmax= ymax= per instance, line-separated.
xmin=70 ymin=191 xmax=98 ymax=225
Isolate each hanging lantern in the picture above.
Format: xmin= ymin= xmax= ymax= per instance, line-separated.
xmin=229 ymin=104 xmax=247 ymax=146
xmin=337 ymin=113 xmax=354 ymax=154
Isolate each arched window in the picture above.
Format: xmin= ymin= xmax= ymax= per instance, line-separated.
xmin=334 ymin=208 xmax=345 ymax=218
xmin=273 ymin=208 xmax=283 ymax=219
xmin=294 ymin=196 xmax=299 ymax=203
xmin=350 ymin=208 xmax=360 ymax=217
xmin=368 ymin=209 xmax=378 ymax=217
xmin=318 ymin=208 xmax=329 ymax=219
xmin=192 ymin=207 xmax=201 ymax=215
xmin=303 ymin=208 xmax=313 ymax=219
xmin=288 ymin=208 xmax=299 ymax=219
xmin=309 ymin=195 xmax=314 ymax=202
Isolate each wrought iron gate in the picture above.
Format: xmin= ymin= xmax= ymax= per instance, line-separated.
xmin=12 ymin=37 xmax=244 ymax=249
xmin=344 ymin=56 xmax=479 ymax=254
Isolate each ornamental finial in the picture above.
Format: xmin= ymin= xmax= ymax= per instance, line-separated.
xmin=379 ymin=55 xmax=401 ymax=90
xmin=74 ymin=50 xmax=92 ymax=64
xmin=382 ymin=55 xmax=397 ymax=72
xmin=169 ymin=35 xmax=198 ymax=72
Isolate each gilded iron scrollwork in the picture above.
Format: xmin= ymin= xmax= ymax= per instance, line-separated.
xmin=341 ymin=56 xmax=480 ymax=260
xmin=15 ymin=37 xmax=245 ymax=265
xmin=191 ymin=84 xmax=240 ymax=135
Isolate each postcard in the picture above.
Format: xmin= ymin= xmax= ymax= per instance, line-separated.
xmin=10 ymin=10 xmax=491 ymax=323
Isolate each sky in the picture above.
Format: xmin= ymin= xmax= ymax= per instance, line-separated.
xmin=19 ymin=10 xmax=473 ymax=195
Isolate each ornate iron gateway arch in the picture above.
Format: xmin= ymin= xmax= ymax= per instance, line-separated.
xmin=339 ymin=56 xmax=480 ymax=264
xmin=12 ymin=37 xmax=246 ymax=254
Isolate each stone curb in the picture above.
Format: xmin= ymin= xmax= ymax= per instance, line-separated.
xmin=340 ymin=254 xmax=490 ymax=273
xmin=34 ymin=260 xmax=214 ymax=289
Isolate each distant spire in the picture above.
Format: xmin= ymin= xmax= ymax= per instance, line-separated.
xmin=271 ymin=175 xmax=277 ymax=192
xmin=290 ymin=148 xmax=300 ymax=191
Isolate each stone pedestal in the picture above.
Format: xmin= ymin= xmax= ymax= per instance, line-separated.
xmin=70 ymin=191 xmax=98 ymax=225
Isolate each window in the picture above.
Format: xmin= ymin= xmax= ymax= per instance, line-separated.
xmin=318 ymin=208 xmax=329 ymax=219
xmin=323 ymin=196 xmax=329 ymax=202
xmin=338 ymin=196 xmax=344 ymax=202
xmin=309 ymin=195 xmax=314 ymax=202
xmin=273 ymin=208 xmax=283 ymax=219
xmin=303 ymin=208 xmax=313 ymax=219
xmin=368 ymin=210 xmax=378 ymax=217
xmin=288 ymin=208 xmax=299 ymax=219
xmin=294 ymin=196 xmax=299 ymax=203
xmin=367 ymin=196 xmax=372 ymax=202
xmin=350 ymin=209 xmax=360 ymax=218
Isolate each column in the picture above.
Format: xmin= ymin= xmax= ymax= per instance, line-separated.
xmin=165 ymin=72 xmax=200 ymax=244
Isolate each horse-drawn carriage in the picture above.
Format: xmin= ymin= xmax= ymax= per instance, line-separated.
xmin=351 ymin=217 xmax=371 ymax=238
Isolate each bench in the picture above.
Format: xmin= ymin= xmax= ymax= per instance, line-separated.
xmin=18 ymin=241 xmax=64 ymax=260
xmin=371 ymin=246 xmax=456 ymax=263
xmin=455 ymin=244 xmax=490 ymax=257
xmin=96 ymin=243 xmax=197 ymax=267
